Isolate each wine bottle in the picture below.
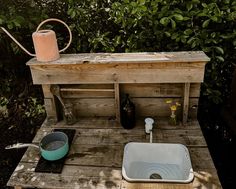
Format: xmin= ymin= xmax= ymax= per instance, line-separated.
xmin=120 ymin=94 xmax=136 ymax=129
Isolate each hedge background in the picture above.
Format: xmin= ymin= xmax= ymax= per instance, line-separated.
xmin=1 ymin=0 xmax=236 ymax=125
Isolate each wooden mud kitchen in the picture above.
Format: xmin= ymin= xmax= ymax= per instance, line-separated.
xmin=8 ymin=51 xmax=222 ymax=189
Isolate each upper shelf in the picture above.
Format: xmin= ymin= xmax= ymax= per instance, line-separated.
xmin=27 ymin=51 xmax=210 ymax=84
xmin=27 ymin=51 xmax=210 ymax=65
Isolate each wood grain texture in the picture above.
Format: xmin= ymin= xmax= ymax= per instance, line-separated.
xmin=114 ymin=83 xmax=120 ymax=122
xmin=62 ymin=97 xmax=198 ymax=117
xmin=8 ymin=162 xmax=122 ymax=189
xmin=121 ymin=168 xmax=222 ymax=189
xmin=7 ymin=117 xmax=221 ymax=189
xmin=27 ymin=51 xmax=210 ymax=65
xmin=59 ymin=83 xmax=201 ymax=98
xmin=183 ymin=83 xmax=191 ymax=124
xmin=29 ymin=64 xmax=206 ymax=84
xmin=120 ymin=83 xmax=201 ymax=98
xmin=27 ymin=52 xmax=208 ymax=84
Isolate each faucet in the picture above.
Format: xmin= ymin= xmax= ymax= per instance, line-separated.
xmin=145 ymin=118 xmax=154 ymax=143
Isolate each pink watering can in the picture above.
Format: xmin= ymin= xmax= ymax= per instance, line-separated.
xmin=1 ymin=18 xmax=72 ymax=62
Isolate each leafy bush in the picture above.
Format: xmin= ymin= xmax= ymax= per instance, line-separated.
xmin=1 ymin=0 xmax=236 ymax=122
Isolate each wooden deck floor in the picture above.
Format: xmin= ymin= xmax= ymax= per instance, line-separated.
xmin=8 ymin=117 xmax=222 ymax=189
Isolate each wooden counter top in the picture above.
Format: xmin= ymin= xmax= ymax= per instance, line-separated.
xmin=7 ymin=117 xmax=222 ymax=189
xmin=26 ymin=51 xmax=209 ymax=84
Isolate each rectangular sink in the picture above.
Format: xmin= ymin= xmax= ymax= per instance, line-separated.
xmin=122 ymin=142 xmax=194 ymax=183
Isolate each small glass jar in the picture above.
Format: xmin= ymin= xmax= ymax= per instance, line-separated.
xmin=169 ymin=111 xmax=177 ymax=125
xmin=64 ymin=103 xmax=76 ymax=125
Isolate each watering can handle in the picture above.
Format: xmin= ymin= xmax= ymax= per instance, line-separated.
xmin=36 ymin=18 xmax=72 ymax=53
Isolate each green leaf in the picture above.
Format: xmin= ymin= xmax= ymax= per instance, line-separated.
xmin=7 ymin=23 xmax=13 ymax=29
xmin=138 ymin=0 xmax=145 ymax=5
xmin=211 ymin=32 xmax=216 ymax=38
xmin=202 ymin=3 xmax=207 ymax=8
xmin=181 ymin=36 xmax=187 ymax=43
xmin=211 ymin=16 xmax=218 ymax=22
xmin=216 ymin=56 xmax=224 ymax=62
xmin=173 ymin=14 xmax=183 ymax=21
xmin=192 ymin=0 xmax=200 ymax=3
xmin=191 ymin=40 xmax=197 ymax=48
xmin=131 ymin=2 xmax=137 ymax=7
xmin=164 ymin=31 xmax=171 ymax=37
xmin=71 ymin=10 xmax=76 ymax=18
xmin=140 ymin=6 xmax=147 ymax=12
xmin=171 ymin=19 xmax=176 ymax=29
xmin=0 ymin=18 xmax=3 ymax=24
xmin=186 ymin=3 xmax=193 ymax=11
xmin=160 ymin=17 xmax=170 ymax=26
xmin=187 ymin=37 xmax=195 ymax=44
xmin=13 ymin=20 xmax=21 ymax=27
xmin=202 ymin=19 xmax=210 ymax=28
xmin=215 ymin=47 xmax=224 ymax=54
xmin=171 ymin=33 xmax=179 ymax=40
xmin=183 ymin=17 xmax=191 ymax=21
xmin=184 ymin=29 xmax=193 ymax=35
xmin=233 ymin=40 xmax=236 ymax=46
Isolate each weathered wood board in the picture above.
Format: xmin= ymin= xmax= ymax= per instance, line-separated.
xmin=27 ymin=52 xmax=209 ymax=84
xmin=10 ymin=51 xmax=216 ymax=189
xmin=7 ymin=117 xmax=221 ymax=189
xmin=62 ymin=97 xmax=198 ymax=118
xmin=28 ymin=51 xmax=208 ymax=122
xmin=58 ymin=83 xmax=201 ymax=98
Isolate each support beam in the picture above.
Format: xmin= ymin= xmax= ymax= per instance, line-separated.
xmin=183 ymin=83 xmax=190 ymax=125
xmin=42 ymin=84 xmax=59 ymax=124
xmin=114 ymin=83 xmax=120 ymax=122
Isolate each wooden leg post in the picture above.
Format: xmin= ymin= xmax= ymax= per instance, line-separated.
xmin=42 ymin=84 xmax=59 ymax=125
xmin=183 ymin=83 xmax=190 ymax=125
xmin=14 ymin=186 xmax=22 ymax=189
xmin=114 ymin=83 xmax=120 ymax=123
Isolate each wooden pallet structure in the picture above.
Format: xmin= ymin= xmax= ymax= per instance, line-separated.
xmin=8 ymin=51 xmax=223 ymax=189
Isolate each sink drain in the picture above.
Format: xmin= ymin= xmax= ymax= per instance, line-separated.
xmin=150 ymin=173 xmax=162 ymax=179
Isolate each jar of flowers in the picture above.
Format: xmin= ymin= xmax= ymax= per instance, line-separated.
xmin=165 ymin=100 xmax=181 ymax=125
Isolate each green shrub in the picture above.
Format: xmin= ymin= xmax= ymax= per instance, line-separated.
xmin=1 ymin=0 xmax=236 ymax=120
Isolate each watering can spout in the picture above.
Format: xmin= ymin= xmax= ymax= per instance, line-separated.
xmin=1 ymin=18 xmax=72 ymax=62
xmin=1 ymin=26 xmax=35 ymax=56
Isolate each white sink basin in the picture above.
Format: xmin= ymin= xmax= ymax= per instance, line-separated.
xmin=122 ymin=142 xmax=194 ymax=183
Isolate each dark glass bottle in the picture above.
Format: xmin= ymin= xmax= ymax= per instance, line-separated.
xmin=120 ymin=94 xmax=136 ymax=129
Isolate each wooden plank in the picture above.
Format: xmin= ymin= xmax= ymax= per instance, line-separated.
xmin=183 ymin=83 xmax=190 ymax=124
xmin=21 ymin=145 xmax=213 ymax=170
xmin=62 ymin=97 xmax=198 ymax=117
xmin=42 ymin=116 xmax=200 ymax=130
xmin=14 ymin=187 xmax=22 ymax=189
xmin=29 ymin=64 xmax=206 ymax=84
xmin=8 ymin=162 xmax=221 ymax=189
xmin=65 ymin=98 xmax=116 ymax=117
xmin=60 ymin=83 xmax=201 ymax=98
xmin=122 ymin=168 xmax=222 ymax=189
xmin=160 ymin=129 xmax=207 ymax=146
xmin=31 ymin=127 xmax=206 ymax=147
xmin=27 ymin=51 xmax=210 ymax=65
xmin=8 ymin=117 xmax=221 ymax=189
xmin=8 ymin=162 xmax=122 ymax=189
xmin=114 ymin=83 xmax=120 ymax=122
xmin=60 ymin=84 xmax=115 ymax=98
xmin=120 ymin=83 xmax=201 ymax=98
xmin=192 ymin=170 xmax=222 ymax=189
xmin=41 ymin=84 xmax=54 ymax=98
xmin=41 ymin=85 xmax=58 ymax=123
xmin=122 ymin=181 xmax=192 ymax=189
xmin=61 ymin=88 xmax=114 ymax=92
